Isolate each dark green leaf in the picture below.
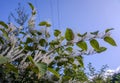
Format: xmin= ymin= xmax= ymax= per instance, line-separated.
xmin=39 ymin=39 xmax=46 ymax=46
xmin=77 ymin=32 xmax=87 ymax=37
xmin=104 ymin=36 xmax=117 ymax=46
xmin=65 ymin=28 xmax=74 ymax=41
xmin=28 ymin=2 xmax=34 ymax=10
xmin=48 ymin=67 xmax=60 ymax=78
xmin=0 ymin=21 xmax=8 ymax=29
xmin=0 ymin=56 xmax=9 ymax=64
xmin=76 ymin=41 xmax=87 ymax=51
xmin=75 ymin=56 xmax=84 ymax=67
xmin=0 ymin=37 xmax=4 ymax=44
xmin=54 ymin=30 xmax=61 ymax=37
xmin=90 ymin=31 xmax=99 ymax=35
xmin=5 ymin=63 xmax=18 ymax=74
xmin=105 ymin=28 xmax=114 ymax=33
xmin=90 ymin=39 xmax=100 ymax=50
xmin=26 ymin=37 xmax=33 ymax=43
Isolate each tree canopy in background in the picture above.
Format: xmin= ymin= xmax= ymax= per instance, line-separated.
xmin=0 ymin=2 xmax=117 ymax=83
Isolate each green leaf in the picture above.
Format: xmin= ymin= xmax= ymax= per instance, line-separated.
xmin=66 ymin=47 xmax=73 ymax=52
xmin=28 ymin=2 xmax=34 ymax=10
xmin=0 ymin=21 xmax=8 ymax=29
xmin=54 ymin=30 xmax=61 ymax=37
xmin=39 ymin=21 xmax=47 ymax=26
xmin=39 ymin=39 xmax=46 ymax=46
xmin=0 ymin=29 xmax=9 ymax=40
xmin=39 ymin=21 xmax=51 ymax=27
xmin=90 ymin=31 xmax=99 ymax=35
xmin=28 ymin=56 xmax=34 ymax=64
xmin=76 ymin=41 xmax=87 ymax=51
xmin=97 ymin=47 xmax=107 ymax=53
xmin=48 ymin=67 xmax=60 ymax=78
xmin=105 ymin=28 xmax=114 ymax=33
xmin=77 ymin=32 xmax=87 ymax=37
xmin=5 ymin=63 xmax=18 ymax=74
xmin=65 ymin=28 xmax=74 ymax=41
xmin=0 ymin=37 xmax=4 ymax=44
xmin=90 ymin=39 xmax=100 ymax=51
xmin=104 ymin=36 xmax=117 ymax=46
xmin=35 ymin=62 xmax=47 ymax=77
xmin=0 ymin=56 xmax=9 ymax=64
xmin=26 ymin=37 xmax=33 ymax=43
xmin=75 ymin=56 xmax=84 ymax=67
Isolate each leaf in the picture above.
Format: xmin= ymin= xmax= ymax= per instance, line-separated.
xmin=26 ymin=37 xmax=33 ymax=43
xmin=75 ymin=56 xmax=84 ymax=67
xmin=35 ymin=62 xmax=47 ymax=77
xmin=90 ymin=31 xmax=99 ymax=35
xmin=66 ymin=47 xmax=73 ymax=52
xmin=0 ymin=29 xmax=9 ymax=40
xmin=0 ymin=56 xmax=9 ymax=64
xmin=90 ymin=39 xmax=100 ymax=51
xmin=54 ymin=30 xmax=61 ymax=37
xmin=76 ymin=41 xmax=87 ymax=51
xmin=5 ymin=63 xmax=18 ymax=74
xmin=39 ymin=39 xmax=46 ymax=46
xmin=97 ymin=47 xmax=107 ymax=53
xmin=77 ymin=32 xmax=87 ymax=37
xmin=105 ymin=28 xmax=114 ymax=33
xmin=39 ymin=21 xmax=51 ymax=27
xmin=28 ymin=2 xmax=34 ymax=10
xmin=0 ymin=21 xmax=8 ymax=29
xmin=0 ymin=37 xmax=4 ymax=44
xmin=65 ymin=28 xmax=74 ymax=41
xmin=48 ymin=67 xmax=60 ymax=78
xmin=104 ymin=36 xmax=117 ymax=46
xmin=28 ymin=56 xmax=34 ymax=64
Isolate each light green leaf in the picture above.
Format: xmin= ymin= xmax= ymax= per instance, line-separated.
xmin=90 ymin=39 xmax=100 ymax=51
xmin=97 ymin=47 xmax=107 ymax=53
xmin=0 ymin=56 xmax=9 ymax=64
xmin=48 ymin=67 xmax=60 ymax=78
xmin=28 ymin=2 xmax=34 ymax=10
xmin=105 ymin=28 xmax=114 ymax=33
xmin=35 ymin=62 xmax=47 ymax=77
xmin=54 ymin=30 xmax=61 ymax=37
xmin=104 ymin=36 xmax=117 ymax=46
xmin=65 ymin=28 xmax=74 ymax=41
xmin=76 ymin=41 xmax=87 ymax=51
xmin=0 ymin=21 xmax=8 ymax=29
xmin=28 ymin=56 xmax=34 ymax=64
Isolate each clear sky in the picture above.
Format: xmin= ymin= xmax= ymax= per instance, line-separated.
xmin=0 ymin=0 xmax=120 ymax=70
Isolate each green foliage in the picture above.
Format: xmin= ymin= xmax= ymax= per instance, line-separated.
xmin=76 ymin=41 xmax=87 ymax=51
xmin=104 ymin=36 xmax=117 ymax=46
xmin=0 ymin=21 xmax=8 ymax=29
xmin=65 ymin=28 xmax=74 ymax=41
xmin=0 ymin=56 xmax=9 ymax=64
xmin=0 ymin=2 xmax=117 ymax=83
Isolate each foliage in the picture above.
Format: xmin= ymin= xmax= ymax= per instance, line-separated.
xmin=0 ymin=2 xmax=117 ymax=83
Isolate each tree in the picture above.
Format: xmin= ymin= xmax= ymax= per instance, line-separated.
xmin=0 ymin=2 xmax=117 ymax=82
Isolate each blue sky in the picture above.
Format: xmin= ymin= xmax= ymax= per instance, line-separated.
xmin=0 ymin=0 xmax=120 ymax=70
